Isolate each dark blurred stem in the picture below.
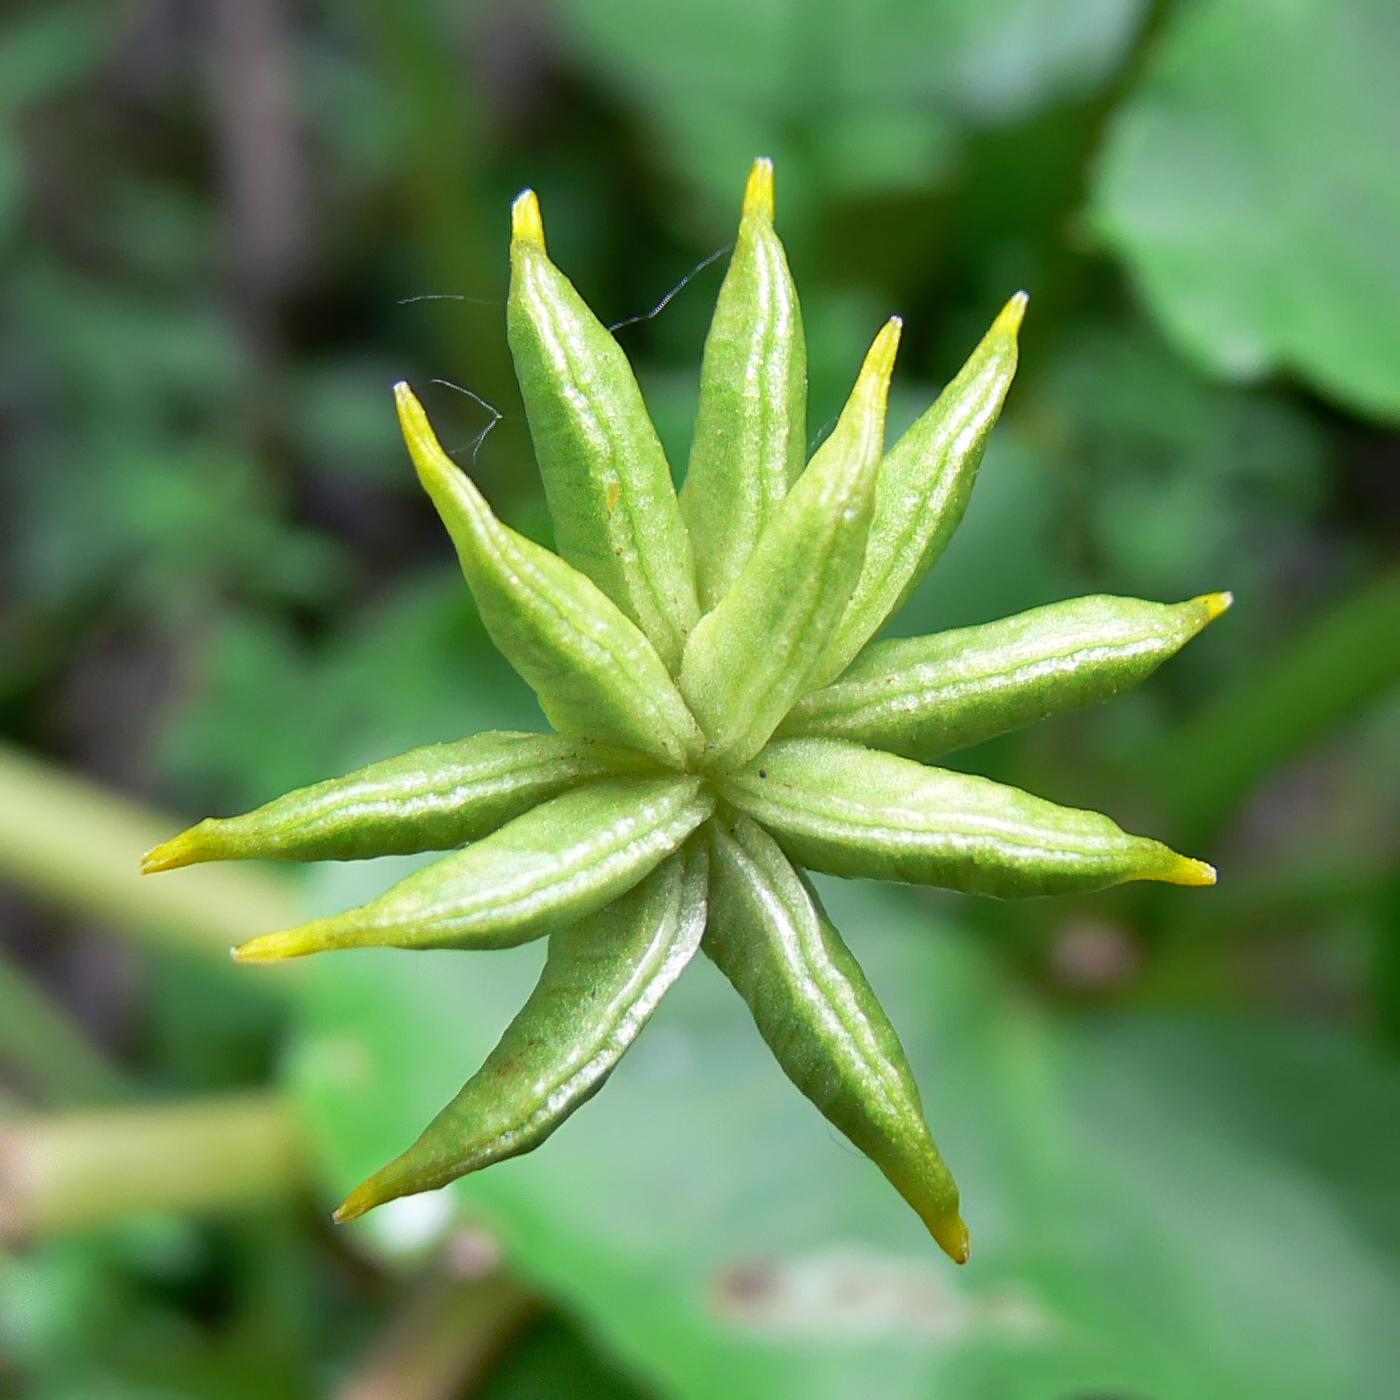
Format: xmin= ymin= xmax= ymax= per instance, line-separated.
xmin=352 ymin=0 xmax=523 ymax=475
xmin=209 ymin=0 xmax=303 ymax=456
xmin=0 ymin=1091 xmax=308 ymax=1240
xmin=336 ymin=1267 xmax=541 ymax=1400
xmin=0 ymin=949 xmax=127 ymax=1107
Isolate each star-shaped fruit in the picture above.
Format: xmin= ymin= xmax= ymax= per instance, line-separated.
xmin=143 ymin=160 xmax=1225 ymax=1263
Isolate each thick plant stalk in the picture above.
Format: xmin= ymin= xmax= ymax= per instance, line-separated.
xmin=335 ymin=1270 xmax=541 ymax=1400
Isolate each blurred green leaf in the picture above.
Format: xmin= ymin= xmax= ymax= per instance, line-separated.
xmin=1024 ymin=324 xmax=1323 ymax=607
xmin=0 ymin=1 xmax=113 ymax=241
xmin=291 ymin=873 xmax=1400 ymax=1399
xmin=161 ymin=574 xmax=544 ymax=811
xmin=1149 ymin=570 xmax=1400 ymax=842
xmin=483 ymin=1312 xmax=648 ymax=1400
xmin=555 ymin=0 xmax=1146 ymax=206
xmin=0 ymin=2 xmax=109 ymax=113
xmin=1094 ymin=0 xmax=1400 ymax=420
xmin=293 ymin=357 xmax=412 ymax=484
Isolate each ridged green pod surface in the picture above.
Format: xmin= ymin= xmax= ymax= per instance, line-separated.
xmin=705 ymin=813 xmax=967 ymax=1260
xmin=337 ymin=841 xmax=708 ymax=1220
xmin=508 ymin=191 xmax=699 ymax=671
xmin=232 ymin=777 xmax=712 ymax=960
xmin=141 ymin=733 xmax=655 ymax=871
xmin=398 ymin=384 xmax=705 ymax=770
xmin=144 ymin=163 xmax=1226 ymax=1264
xmin=680 ymin=158 xmax=807 ymax=612
xmin=814 ymin=293 xmax=1025 ymax=687
xmin=784 ymin=593 xmax=1232 ymax=760
xmin=723 ymin=738 xmax=1214 ymax=896
xmin=678 ymin=318 xmax=900 ymax=769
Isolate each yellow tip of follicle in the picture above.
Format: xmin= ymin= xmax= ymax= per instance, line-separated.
xmin=331 ymin=1189 xmax=372 ymax=1225
xmin=333 ymin=1167 xmax=404 ymax=1225
xmin=140 ymin=833 xmax=194 ymax=874
xmin=932 ymin=1211 xmax=972 ymax=1265
xmin=511 ymin=189 xmax=545 ymax=250
xmin=860 ymin=316 xmax=904 ymax=384
xmin=1168 ymin=856 xmax=1218 ymax=888
xmin=230 ymin=930 xmax=302 ymax=963
xmin=997 ymin=290 xmax=1029 ymax=335
xmin=1196 ymin=590 xmax=1234 ymax=622
xmin=742 ymin=157 xmax=775 ymax=223
xmin=393 ymin=381 xmax=454 ymax=479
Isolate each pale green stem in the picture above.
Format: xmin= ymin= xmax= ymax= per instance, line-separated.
xmin=0 ymin=741 xmax=303 ymax=959
xmin=0 ymin=1091 xmax=308 ymax=1239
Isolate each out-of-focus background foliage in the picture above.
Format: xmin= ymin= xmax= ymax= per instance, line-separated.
xmin=1 ymin=0 xmax=1398 ymax=1395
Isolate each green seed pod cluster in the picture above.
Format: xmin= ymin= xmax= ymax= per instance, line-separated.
xmin=144 ymin=160 xmax=1226 ymax=1263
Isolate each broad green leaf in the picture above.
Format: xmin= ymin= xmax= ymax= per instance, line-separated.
xmin=337 ymin=841 xmax=708 ymax=1220
xmin=556 ymin=0 xmax=1146 ymax=203
xmin=232 ymin=776 xmax=712 ymax=961
xmin=397 ymin=384 xmax=705 ymax=769
xmin=680 ymin=158 xmax=806 ymax=612
xmin=814 ymin=293 xmax=1024 ymax=686
xmin=292 ymin=871 xmax=1400 ymax=1400
xmin=1094 ymin=0 xmax=1400 ymax=421
xmin=143 ymin=732 xmax=655 ymax=871
xmin=722 ymin=737 xmax=1212 ymax=895
xmin=706 ymin=813 xmax=965 ymax=1260
xmin=507 ymin=191 xmax=699 ymax=670
xmin=785 ymin=593 xmax=1227 ymax=761
xmin=679 ymin=319 xmax=899 ymax=768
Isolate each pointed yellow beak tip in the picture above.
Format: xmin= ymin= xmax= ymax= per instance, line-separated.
xmin=511 ymin=188 xmax=545 ymax=250
xmin=393 ymin=382 xmax=451 ymax=481
xmin=1172 ymin=857 xmax=1218 ymax=888
xmin=1198 ymin=590 xmax=1234 ymax=622
xmin=933 ymin=1212 xmax=972 ymax=1265
xmin=230 ymin=934 xmax=290 ymax=964
xmin=331 ymin=1188 xmax=373 ymax=1225
xmin=857 ymin=316 xmax=903 ymax=387
xmin=140 ymin=836 xmax=188 ymax=874
xmin=999 ymin=290 xmax=1030 ymax=335
xmin=743 ymin=157 xmax=775 ymax=222
xmin=393 ymin=381 xmax=429 ymax=445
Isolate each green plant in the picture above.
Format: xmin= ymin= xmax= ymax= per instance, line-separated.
xmin=142 ymin=160 xmax=1222 ymax=1264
